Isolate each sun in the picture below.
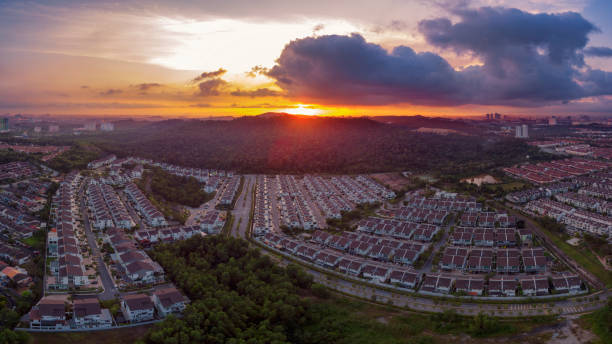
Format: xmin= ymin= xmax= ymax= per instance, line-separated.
xmin=283 ymin=104 xmax=323 ymax=116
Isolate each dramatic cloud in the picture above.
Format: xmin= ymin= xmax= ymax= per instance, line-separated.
xmin=196 ymin=78 xmax=227 ymax=97
xmin=230 ymin=88 xmax=280 ymax=98
xmin=99 ymin=88 xmax=123 ymax=96
xmin=191 ymin=68 xmax=227 ymax=83
xmin=246 ymin=65 xmax=269 ymax=78
xmin=135 ymin=83 xmax=162 ymax=91
xmin=584 ymin=46 xmax=612 ymax=57
xmin=267 ymin=7 xmax=612 ymax=106
xmin=419 ymin=7 xmax=595 ymax=64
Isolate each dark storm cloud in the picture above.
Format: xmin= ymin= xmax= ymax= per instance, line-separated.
xmin=267 ymin=7 xmax=612 ymax=107
xmin=584 ymin=46 xmax=612 ymax=57
xmin=267 ymin=33 xmax=462 ymax=105
xmin=230 ymin=88 xmax=280 ymax=97
xmin=196 ymin=78 xmax=227 ymax=97
xmin=419 ymin=7 xmax=596 ymax=64
xmin=191 ymin=68 xmax=227 ymax=83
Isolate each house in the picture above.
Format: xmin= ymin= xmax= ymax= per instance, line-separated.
xmin=420 ymin=274 xmax=453 ymax=294
xmin=522 ymin=248 xmax=547 ymax=273
xmin=388 ymin=269 xmax=419 ymax=289
xmin=496 ymin=249 xmax=521 ymax=274
xmin=361 ymin=264 xmax=390 ymax=283
xmin=551 ymin=273 xmax=582 ymax=294
xmin=125 ymin=260 xmax=164 ymax=285
xmin=121 ymin=293 xmax=155 ymax=323
xmin=0 ymin=266 xmax=32 ymax=287
xmin=72 ymin=297 xmax=113 ymax=328
xmin=29 ymin=297 xmax=68 ymax=329
xmin=495 ymin=229 xmax=517 ymax=246
xmin=152 ymin=287 xmax=189 ymax=317
xmin=466 ymin=249 xmax=493 ymax=273
xmin=488 ymin=277 xmax=517 ymax=296
xmin=393 ymin=248 xmax=419 ymax=265
xmin=520 ymin=276 xmax=549 ymax=296
xmin=473 ymin=231 xmax=495 ymax=247
xmin=454 ymin=277 xmax=485 ymax=296
xmin=439 ymin=247 xmax=468 ymax=270
xmin=450 ymin=230 xmax=472 ymax=246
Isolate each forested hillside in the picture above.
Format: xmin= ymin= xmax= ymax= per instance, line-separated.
xmin=139 ymin=236 xmax=559 ymax=344
xmin=81 ymin=115 xmax=549 ymax=178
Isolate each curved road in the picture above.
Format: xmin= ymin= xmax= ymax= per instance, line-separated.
xmin=230 ymin=177 xmax=610 ymax=317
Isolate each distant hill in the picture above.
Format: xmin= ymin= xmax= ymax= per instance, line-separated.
xmin=370 ymin=115 xmax=478 ymax=133
xmin=86 ymin=115 xmax=546 ymax=177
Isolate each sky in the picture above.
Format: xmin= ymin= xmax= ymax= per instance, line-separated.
xmin=0 ymin=0 xmax=611 ymax=118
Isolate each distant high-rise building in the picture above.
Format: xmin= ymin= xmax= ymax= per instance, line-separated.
xmin=84 ymin=122 xmax=97 ymax=131
xmin=515 ymin=125 xmax=529 ymax=138
xmin=0 ymin=118 xmax=8 ymax=131
xmin=49 ymin=125 xmax=60 ymax=132
xmin=485 ymin=112 xmax=501 ymax=120
xmin=34 ymin=126 xmax=42 ymax=133
xmin=100 ymin=122 xmax=114 ymax=131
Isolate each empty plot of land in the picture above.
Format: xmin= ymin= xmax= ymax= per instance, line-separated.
xmin=370 ymin=173 xmax=412 ymax=191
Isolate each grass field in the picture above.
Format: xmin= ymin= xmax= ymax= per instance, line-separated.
xmin=537 ymin=223 xmax=612 ymax=288
xmin=483 ymin=181 xmax=526 ymax=192
xmin=304 ymin=296 xmax=561 ymax=344
xmin=27 ymin=324 xmax=153 ymax=344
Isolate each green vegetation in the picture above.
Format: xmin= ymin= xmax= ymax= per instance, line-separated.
xmin=326 ymin=202 xmax=380 ymax=231
xmin=221 ymin=213 xmax=234 ymax=237
xmin=579 ymin=298 xmax=611 ymax=344
xmin=139 ymin=236 xmax=559 ymax=344
xmin=582 ymin=234 xmax=612 ymax=258
xmin=99 ymin=298 xmax=121 ymax=318
xmin=20 ymin=230 xmax=45 ymax=251
xmin=0 ymin=150 xmax=42 ymax=165
xmin=35 ymin=182 xmax=59 ymax=223
xmin=27 ymin=325 xmax=153 ymax=344
xmin=81 ymin=116 xmax=553 ymax=176
xmin=413 ymin=245 xmax=434 ymax=269
xmin=140 ymin=236 xmax=315 ymax=343
xmin=0 ymin=295 xmax=28 ymax=344
xmin=47 ymin=142 xmax=101 ymax=172
xmin=534 ymin=216 xmax=612 ymax=287
xmin=136 ymin=166 xmax=213 ymax=224
xmin=146 ymin=166 xmax=214 ymax=208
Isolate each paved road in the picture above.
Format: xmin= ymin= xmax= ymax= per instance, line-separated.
xmin=499 ymin=202 xmax=605 ymax=290
xmin=78 ymin=181 xmax=118 ymax=301
xmin=232 ymin=175 xmax=255 ymax=238
xmin=266 ymin=245 xmax=610 ymax=317
xmin=233 ymin=183 xmax=609 ymax=317
xmin=418 ymin=217 xmax=453 ymax=273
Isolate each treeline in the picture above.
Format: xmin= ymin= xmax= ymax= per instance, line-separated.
xmin=140 ymin=236 xmax=317 ymax=343
xmin=147 ymin=166 xmax=213 ymax=208
xmin=84 ymin=116 xmax=551 ymax=177
xmin=139 ymin=236 xmax=548 ymax=344
xmin=47 ymin=142 xmax=101 ymax=172
xmin=0 ymin=295 xmax=28 ymax=344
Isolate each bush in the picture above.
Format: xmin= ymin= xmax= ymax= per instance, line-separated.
xmin=312 ymin=283 xmax=331 ymax=299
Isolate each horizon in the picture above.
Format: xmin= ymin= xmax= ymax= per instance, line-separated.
xmin=1 ymin=0 xmax=611 ymax=118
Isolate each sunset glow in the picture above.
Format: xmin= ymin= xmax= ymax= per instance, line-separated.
xmin=283 ymin=105 xmax=324 ymax=116
xmin=0 ymin=0 xmax=611 ymax=118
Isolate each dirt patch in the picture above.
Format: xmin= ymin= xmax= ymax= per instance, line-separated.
xmin=370 ymin=172 xmax=412 ymax=191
